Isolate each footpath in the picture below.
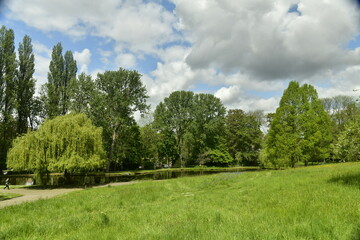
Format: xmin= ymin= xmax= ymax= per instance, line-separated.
xmin=0 ymin=181 xmax=138 ymax=209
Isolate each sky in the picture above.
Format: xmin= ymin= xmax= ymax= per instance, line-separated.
xmin=1 ymin=0 xmax=360 ymax=114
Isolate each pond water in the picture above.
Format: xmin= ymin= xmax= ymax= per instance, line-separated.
xmin=0 ymin=168 xmax=256 ymax=186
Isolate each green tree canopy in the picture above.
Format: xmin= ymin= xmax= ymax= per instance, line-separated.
xmin=91 ymin=68 xmax=149 ymax=171
xmin=154 ymin=91 xmax=227 ymax=167
xmin=263 ymin=81 xmax=332 ymax=168
xmin=7 ymin=113 xmax=105 ymax=176
xmin=15 ymin=34 xmax=36 ymax=134
xmin=42 ymin=43 xmax=77 ymax=118
xmin=0 ymin=26 xmax=17 ymax=173
xmin=225 ymin=109 xmax=263 ymax=166
xmin=333 ymin=118 xmax=360 ymax=162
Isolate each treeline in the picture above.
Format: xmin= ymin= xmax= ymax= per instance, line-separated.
xmin=1 ymin=25 xmax=360 ymax=174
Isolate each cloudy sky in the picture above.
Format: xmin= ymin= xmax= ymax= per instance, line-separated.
xmin=1 ymin=0 xmax=360 ymax=113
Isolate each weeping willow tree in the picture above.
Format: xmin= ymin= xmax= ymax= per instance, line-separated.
xmin=7 ymin=113 xmax=105 ymax=183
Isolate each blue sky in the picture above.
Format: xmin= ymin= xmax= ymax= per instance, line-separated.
xmin=1 ymin=0 xmax=360 ymax=113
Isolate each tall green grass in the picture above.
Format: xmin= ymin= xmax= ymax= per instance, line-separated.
xmin=1 ymin=163 xmax=360 ymax=239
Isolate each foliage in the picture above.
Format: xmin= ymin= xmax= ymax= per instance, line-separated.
xmin=263 ymin=81 xmax=332 ymax=168
xmin=321 ymin=95 xmax=359 ymax=132
xmin=199 ymin=146 xmax=234 ymax=167
xmin=7 ymin=114 xmax=105 ymax=179
xmin=15 ymin=34 xmax=36 ymax=134
xmin=154 ymin=91 xmax=194 ymax=167
xmin=139 ymin=124 xmax=160 ymax=169
xmin=91 ymin=68 xmax=149 ymax=171
xmin=154 ymin=91 xmax=227 ymax=167
xmin=225 ymin=109 xmax=263 ymax=166
xmin=333 ymin=118 xmax=360 ymax=162
xmin=0 ymin=26 xmax=17 ymax=172
xmin=69 ymin=73 xmax=95 ymax=115
xmin=42 ymin=43 xmax=77 ymax=118
xmin=190 ymin=93 xmax=227 ymax=162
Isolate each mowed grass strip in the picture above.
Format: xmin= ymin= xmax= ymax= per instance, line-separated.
xmin=1 ymin=163 xmax=360 ymax=239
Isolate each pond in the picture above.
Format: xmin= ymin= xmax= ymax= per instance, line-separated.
xmin=0 ymin=168 xmax=258 ymax=186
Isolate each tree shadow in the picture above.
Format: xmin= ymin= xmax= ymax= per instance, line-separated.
xmin=329 ymin=173 xmax=360 ymax=240
xmin=350 ymin=226 xmax=360 ymax=240
xmin=328 ymin=173 xmax=360 ymax=188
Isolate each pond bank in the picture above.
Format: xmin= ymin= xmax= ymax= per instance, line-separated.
xmin=1 ymin=166 xmax=259 ymax=186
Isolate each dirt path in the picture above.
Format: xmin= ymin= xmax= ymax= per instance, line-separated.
xmin=0 ymin=181 xmax=138 ymax=209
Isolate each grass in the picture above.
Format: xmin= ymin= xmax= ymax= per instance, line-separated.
xmin=1 ymin=163 xmax=360 ymax=239
xmin=0 ymin=192 xmax=22 ymax=201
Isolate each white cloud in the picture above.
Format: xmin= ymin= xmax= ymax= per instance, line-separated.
xmin=215 ymin=85 xmax=242 ymax=104
xmin=174 ymin=0 xmax=360 ymax=80
xmin=115 ymin=53 xmax=137 ymax=69
xmin=32 ymin=42 xmax=51 ymax=90
xmin=74 ymin=48 xmax=91 ymax=73
xmin=7 ymin=0 xmax=360 ymax=114
xmin=6 ymin=0 xmax=179 ymax=54
xmin=98 ymin=49 xmax=113 ymax=65
xmin=90 ymin=69 xmax=105 ymax=80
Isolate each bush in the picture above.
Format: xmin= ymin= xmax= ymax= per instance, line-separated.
xmin=199 ymin=148 xmax=234 ymax=167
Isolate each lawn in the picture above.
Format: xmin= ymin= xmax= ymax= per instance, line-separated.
xmin=0 ymin=192 xmax=22 ymax=201
xmin=1 ymin=163 xmax=360 ymax=239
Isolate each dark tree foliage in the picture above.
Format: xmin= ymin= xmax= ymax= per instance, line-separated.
xmin=43 ymin=43 xmax=77 ymax=118
xmin=91 ymin=68 xmax=149 ymax=171
xmin=225 ymin=109 xmax=263 ymax=166
xmin=15 ymin=35 xmax=36 ymax=134
xmin=0 ymin=26 xmax=17 ymax=173
xmin=154 ymin=91 xmax=228 ymax=167
xmin=69 ymin=72 xmax=95 ymax=115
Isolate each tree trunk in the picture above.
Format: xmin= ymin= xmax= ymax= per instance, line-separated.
xmin=107 ymin=128 xmax=118 ymax=172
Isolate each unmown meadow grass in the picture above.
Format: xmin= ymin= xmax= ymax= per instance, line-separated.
xmin=1 ymin=163 xmax=360 ymax=239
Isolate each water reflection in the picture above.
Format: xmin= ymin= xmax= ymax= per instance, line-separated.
xmin=0 ymin=168 xmax=254 ymax=186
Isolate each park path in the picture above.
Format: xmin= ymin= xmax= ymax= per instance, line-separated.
xmin=0 ymin=181 xmax=138 ymax=209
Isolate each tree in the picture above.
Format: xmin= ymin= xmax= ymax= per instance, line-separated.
xmin=15 ymin=34 xmax=36 ymax=134
xmin=140 ymin=124 xmax=160 ymax=169
xmin=321 ymin=95 xmax=359 ymax=135
xmin=42 ymin=43 xmax=77 ymax=118
xmin=198 ymin=147 xmax=234 ymax=167
xmin=62 ymin=50 xmax=77 ymax=114
xmin=0 ymin=26 xmax=17 ymax=173
xmin=154 ymin=91 xmax=194 ymax=167
xmin=333 ymin=118 xmax=360 ymax=162
xmin=69 ymin=72 xmax=95 ymax=114
xmin=263 ymin=81 xmax=332 ymax=168
xmin=154 ymin=91 xmax=228 ymax=167
xmin=225 ymin=109 xmax=263 ymax=166
xmin=191 ymin=93 xmax=227 ymax=161
xmin=7 ymin=113 xmax=105 ymax=184
xmin=91 ymin=68 xmax=149 ymax=171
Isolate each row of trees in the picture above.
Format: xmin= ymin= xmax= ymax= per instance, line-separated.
xmin=0 ymin=26 xmax=38 ymax=174
xmin=2 ymin=25 xmax=360 ymax=175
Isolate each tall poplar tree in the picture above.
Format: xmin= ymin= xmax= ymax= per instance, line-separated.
xmin=62 ymin=50 xmax=77 ymax=115
xmin=16 ymin=35 xmax=35 ymax=134
xmin=43 ymin=43 xmax=77 ymax=118
xmin=0 ymin=26 xmax=17 ymax=173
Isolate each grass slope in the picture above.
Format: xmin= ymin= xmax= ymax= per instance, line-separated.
xmin=1 ymin=163 xmax=360 ymax=239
